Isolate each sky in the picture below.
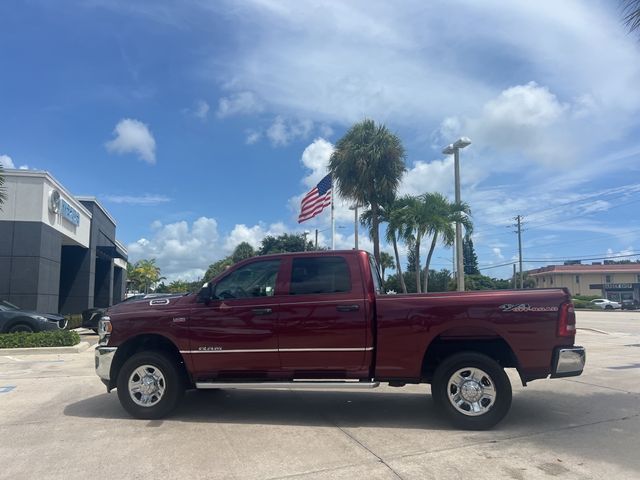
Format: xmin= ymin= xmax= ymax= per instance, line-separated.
xmin=1 ymin=0 xmax=640 ymax=282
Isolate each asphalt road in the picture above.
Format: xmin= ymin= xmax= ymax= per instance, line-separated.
xmin=1 ymin=311 xmax=639 ymax=480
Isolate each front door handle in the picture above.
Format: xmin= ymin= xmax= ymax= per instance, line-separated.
xmin=336 ymin=304 xmax=360 ymax=312
xmin=252 ymin=308 xmax=273 ymax=315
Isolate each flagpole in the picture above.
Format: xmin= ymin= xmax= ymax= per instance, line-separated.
xmin=331 ymin=176 xmax=335 ymax=250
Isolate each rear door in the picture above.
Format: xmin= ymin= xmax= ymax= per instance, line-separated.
xmin=277 ymin=254 xmax=370 ymax=376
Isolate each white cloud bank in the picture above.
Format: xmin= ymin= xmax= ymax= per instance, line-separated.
xmin=105 ymin=118 xmax=157 ymax=164
xmin=0 ymin=154 xmax=29 ymax=170
xmin=128 ymin=218 xmax=291 ymax=281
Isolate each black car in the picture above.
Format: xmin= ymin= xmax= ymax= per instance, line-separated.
xmin=81 ymin=293 xmax=181 ymax=331
xmin=621 ymin=298 xmax=638 ymax=310
xmin=0 ymin=300 xmax=68 ymax=333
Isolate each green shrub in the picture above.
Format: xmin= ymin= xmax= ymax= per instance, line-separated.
xmin=0 ymin=330 xmax=81 ymax=349
xmin=573 ymin=294 xmax=600 ymax=302
xmin=64 ymin=314 xmax=83 ymax=330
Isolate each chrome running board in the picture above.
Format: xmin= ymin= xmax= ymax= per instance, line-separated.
xmin=195 ymin=380 xmax=380 ymax=390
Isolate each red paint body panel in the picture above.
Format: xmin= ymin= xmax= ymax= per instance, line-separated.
xmin=374 ymin=289 xmax=572 ymax=380
xmin=104 ymin=250 xmax=577 ymax=384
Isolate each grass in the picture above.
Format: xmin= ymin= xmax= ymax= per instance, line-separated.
xmin=0 ymin=330 xmax=81 ymax=349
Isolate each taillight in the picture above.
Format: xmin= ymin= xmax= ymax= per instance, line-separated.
xmin=558 ymin=302 xmax=576 ymax=337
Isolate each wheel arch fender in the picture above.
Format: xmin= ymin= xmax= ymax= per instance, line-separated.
xmin=420 ymin=325 xmax=523 ymax=384
xmin=109 ymin=333 xmax=192 ymax=390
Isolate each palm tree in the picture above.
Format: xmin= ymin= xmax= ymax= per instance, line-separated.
xmin=379 ymin=252 xmax=395 ymax=282
xmin=399 ymin=193 xmax=473 ymax=293
xmin=0 ymin=164 xmax=7 ymax=209
xmin=623 ymin=0 xmax=640 ymax=33
xmin=420 ymin=193 xmax=472 ymax=293
xmin=360 ymin=198 xmax=408 ymax=293
xmin=397 ymin=195 xmax=430 ymax=293
xmin=330 ymin=119 xmax=406 ymax=269
xmin=132 ymin=259 xmax=165 ymax=293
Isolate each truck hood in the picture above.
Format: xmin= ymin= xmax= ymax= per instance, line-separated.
xmin=106 ymin=294 xmax=194 ymax=316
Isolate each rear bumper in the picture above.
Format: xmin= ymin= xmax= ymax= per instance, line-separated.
xmin=551 ymin=346 xmax=586 ymax=378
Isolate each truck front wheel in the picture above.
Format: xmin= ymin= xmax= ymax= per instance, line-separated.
xmin=116 ymin=351 xmax=184 ymax=419
xmin=431 ymin=352 xmax=512 ymax=430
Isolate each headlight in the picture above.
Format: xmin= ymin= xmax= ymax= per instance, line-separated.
xmin=98 ymin=316 xmax=112 ymax=345
xmin=34 ymin=315 xmax=48 ymax=322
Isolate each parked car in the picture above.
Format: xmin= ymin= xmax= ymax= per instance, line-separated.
xmin=95 ymin=250 xmax=585 ymax=430
xmin=81 ymin=293 xmax=182 ymax=332
xmin=0 ymin=300 xmax=68 ymax=333
xmin=621 ymin=298 xmax=638 ymax=310
xmin=590 ymin=298 xmax=622 ymax=310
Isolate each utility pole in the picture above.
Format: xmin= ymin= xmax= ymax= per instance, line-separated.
xmin=514 ymin=215 xmax=524 ymax=289
xmin=315 ymin=229 xmax=318 ymax=249
xmin=512 ymin=263 xmax=517 ymax=289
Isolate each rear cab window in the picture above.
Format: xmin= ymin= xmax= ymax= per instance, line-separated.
xmin=369 ymin=254 xmax=384 ymax=295
xmin=289 ymin=257 xmax=351 ymax=295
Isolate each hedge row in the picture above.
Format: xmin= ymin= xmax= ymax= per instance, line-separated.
xmin=0 ymin=330 xmax=81 ymax=349
xmin=64 ymin=314 xmax=83 ymax=330
xmin=572 ymin=299 xmax=600 ymax=310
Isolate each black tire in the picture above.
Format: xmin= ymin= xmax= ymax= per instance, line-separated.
xmin=116 ymin=351 xmax=184 ymax=420
xmin=431 ymin=352 xmax=512 ymax=430
xmin=605 ymin=305 xmax=613 ymax=310
xmin=8 ymin=323 xmax=35 ymax=333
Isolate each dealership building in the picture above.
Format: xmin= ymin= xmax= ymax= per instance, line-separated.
xmin=528 ymin=263 xmax=640 ymax=303
xmin=0 ymin=169 xmax=127 ymax=314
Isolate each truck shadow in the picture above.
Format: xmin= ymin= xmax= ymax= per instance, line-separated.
xmin=63 ymin=386 xmax=640 ymax=432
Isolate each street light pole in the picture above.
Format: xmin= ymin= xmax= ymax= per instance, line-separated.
xmin=349 ymin=204 xmax=359 ymax=250
xmin=442 ymin=137 xmax=471 ymax=292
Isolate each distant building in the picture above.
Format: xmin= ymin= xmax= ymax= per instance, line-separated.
xmin=527 ymin=263 xmax=640 ymax=303
xmin=0 ymin=169 xmax=127 ymax=314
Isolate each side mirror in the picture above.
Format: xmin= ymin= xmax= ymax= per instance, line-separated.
xmin=197 ymin=283 xmax=212 ymax=303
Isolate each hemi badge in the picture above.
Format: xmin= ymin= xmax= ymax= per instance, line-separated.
xmin=172 ymin=317 xmax=187 ymax=323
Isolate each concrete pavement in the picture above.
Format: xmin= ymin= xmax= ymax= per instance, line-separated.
xmin=0 ymin=312 xmax=639 ymax=479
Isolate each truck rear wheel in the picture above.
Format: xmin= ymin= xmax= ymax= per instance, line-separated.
xmin=116 ymin=351 xmax=184 ymax=419
xmin=431 ymin=352 xmax=512 ymax=430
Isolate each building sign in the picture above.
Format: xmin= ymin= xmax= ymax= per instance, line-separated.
xmin=604 ymin=283 xmax=633 ymax=290
xmin=49 ymin=189 xmax=80 ymax=226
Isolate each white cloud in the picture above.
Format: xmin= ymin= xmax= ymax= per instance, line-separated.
xmin=103 ymin=194 xmax=171 ymax=206
xmin=128 ymin=218 xmax=290 ymax=282
xmin=492 ymin=247 xmax=504 ymax=260
xmin=300 ymin=137 xmax=334 ymax=188
xmin=223 ymin=222 xmax=287 ymax=251
xmin=245 ymin=130 xmax=262 ymax=145
xmin=0 ymin=154 xmax=29 ymax=170
xmin=216 ymin=91 xmax=262 ymax=118
xmin=182 ymin=99 xmax=211 ymax=120
xmin=265 ymin=116 xmax=314 ymax=147
xmin=105 ymin=118 xmax=156 ymax=164
xmin=0 ymin=155 xmax=15 ymax=168
xmin=128 ymin=217 xmax=220 ymax=281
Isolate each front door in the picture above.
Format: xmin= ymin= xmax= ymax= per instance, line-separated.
xmin=188 ymin=259 xmax=282 ymax=380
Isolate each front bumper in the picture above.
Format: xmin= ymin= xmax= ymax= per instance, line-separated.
xmin=95 ymin=346 xmax=117 ymax=386
xmin=551 ymin=346 xmax=586 ymax=378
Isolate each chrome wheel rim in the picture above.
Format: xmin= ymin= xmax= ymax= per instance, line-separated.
xmin=128 ymin=364 xmax=166 ymax=407
xmin=446 ymin=367 xmax=496 ymax=417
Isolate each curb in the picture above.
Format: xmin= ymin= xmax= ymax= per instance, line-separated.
xmin=0 ymin=341 xmax=91 ymax=356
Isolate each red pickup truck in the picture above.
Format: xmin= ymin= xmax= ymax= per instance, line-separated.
xmin=95 ymin=250 xmax=585 ymax=429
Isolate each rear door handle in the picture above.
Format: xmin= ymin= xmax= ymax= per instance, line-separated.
xmin=252 ymin=308 xmax=273 ymax=315
xmin=336 ymin=304 xmax=360 ymax=312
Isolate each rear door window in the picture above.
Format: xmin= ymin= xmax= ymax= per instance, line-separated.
xmin=289 ymin=257 xmax=351 ymax=295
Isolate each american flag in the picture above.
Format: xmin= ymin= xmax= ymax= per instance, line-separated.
xmin=298 ymin=174 xmax=332 ymax=223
